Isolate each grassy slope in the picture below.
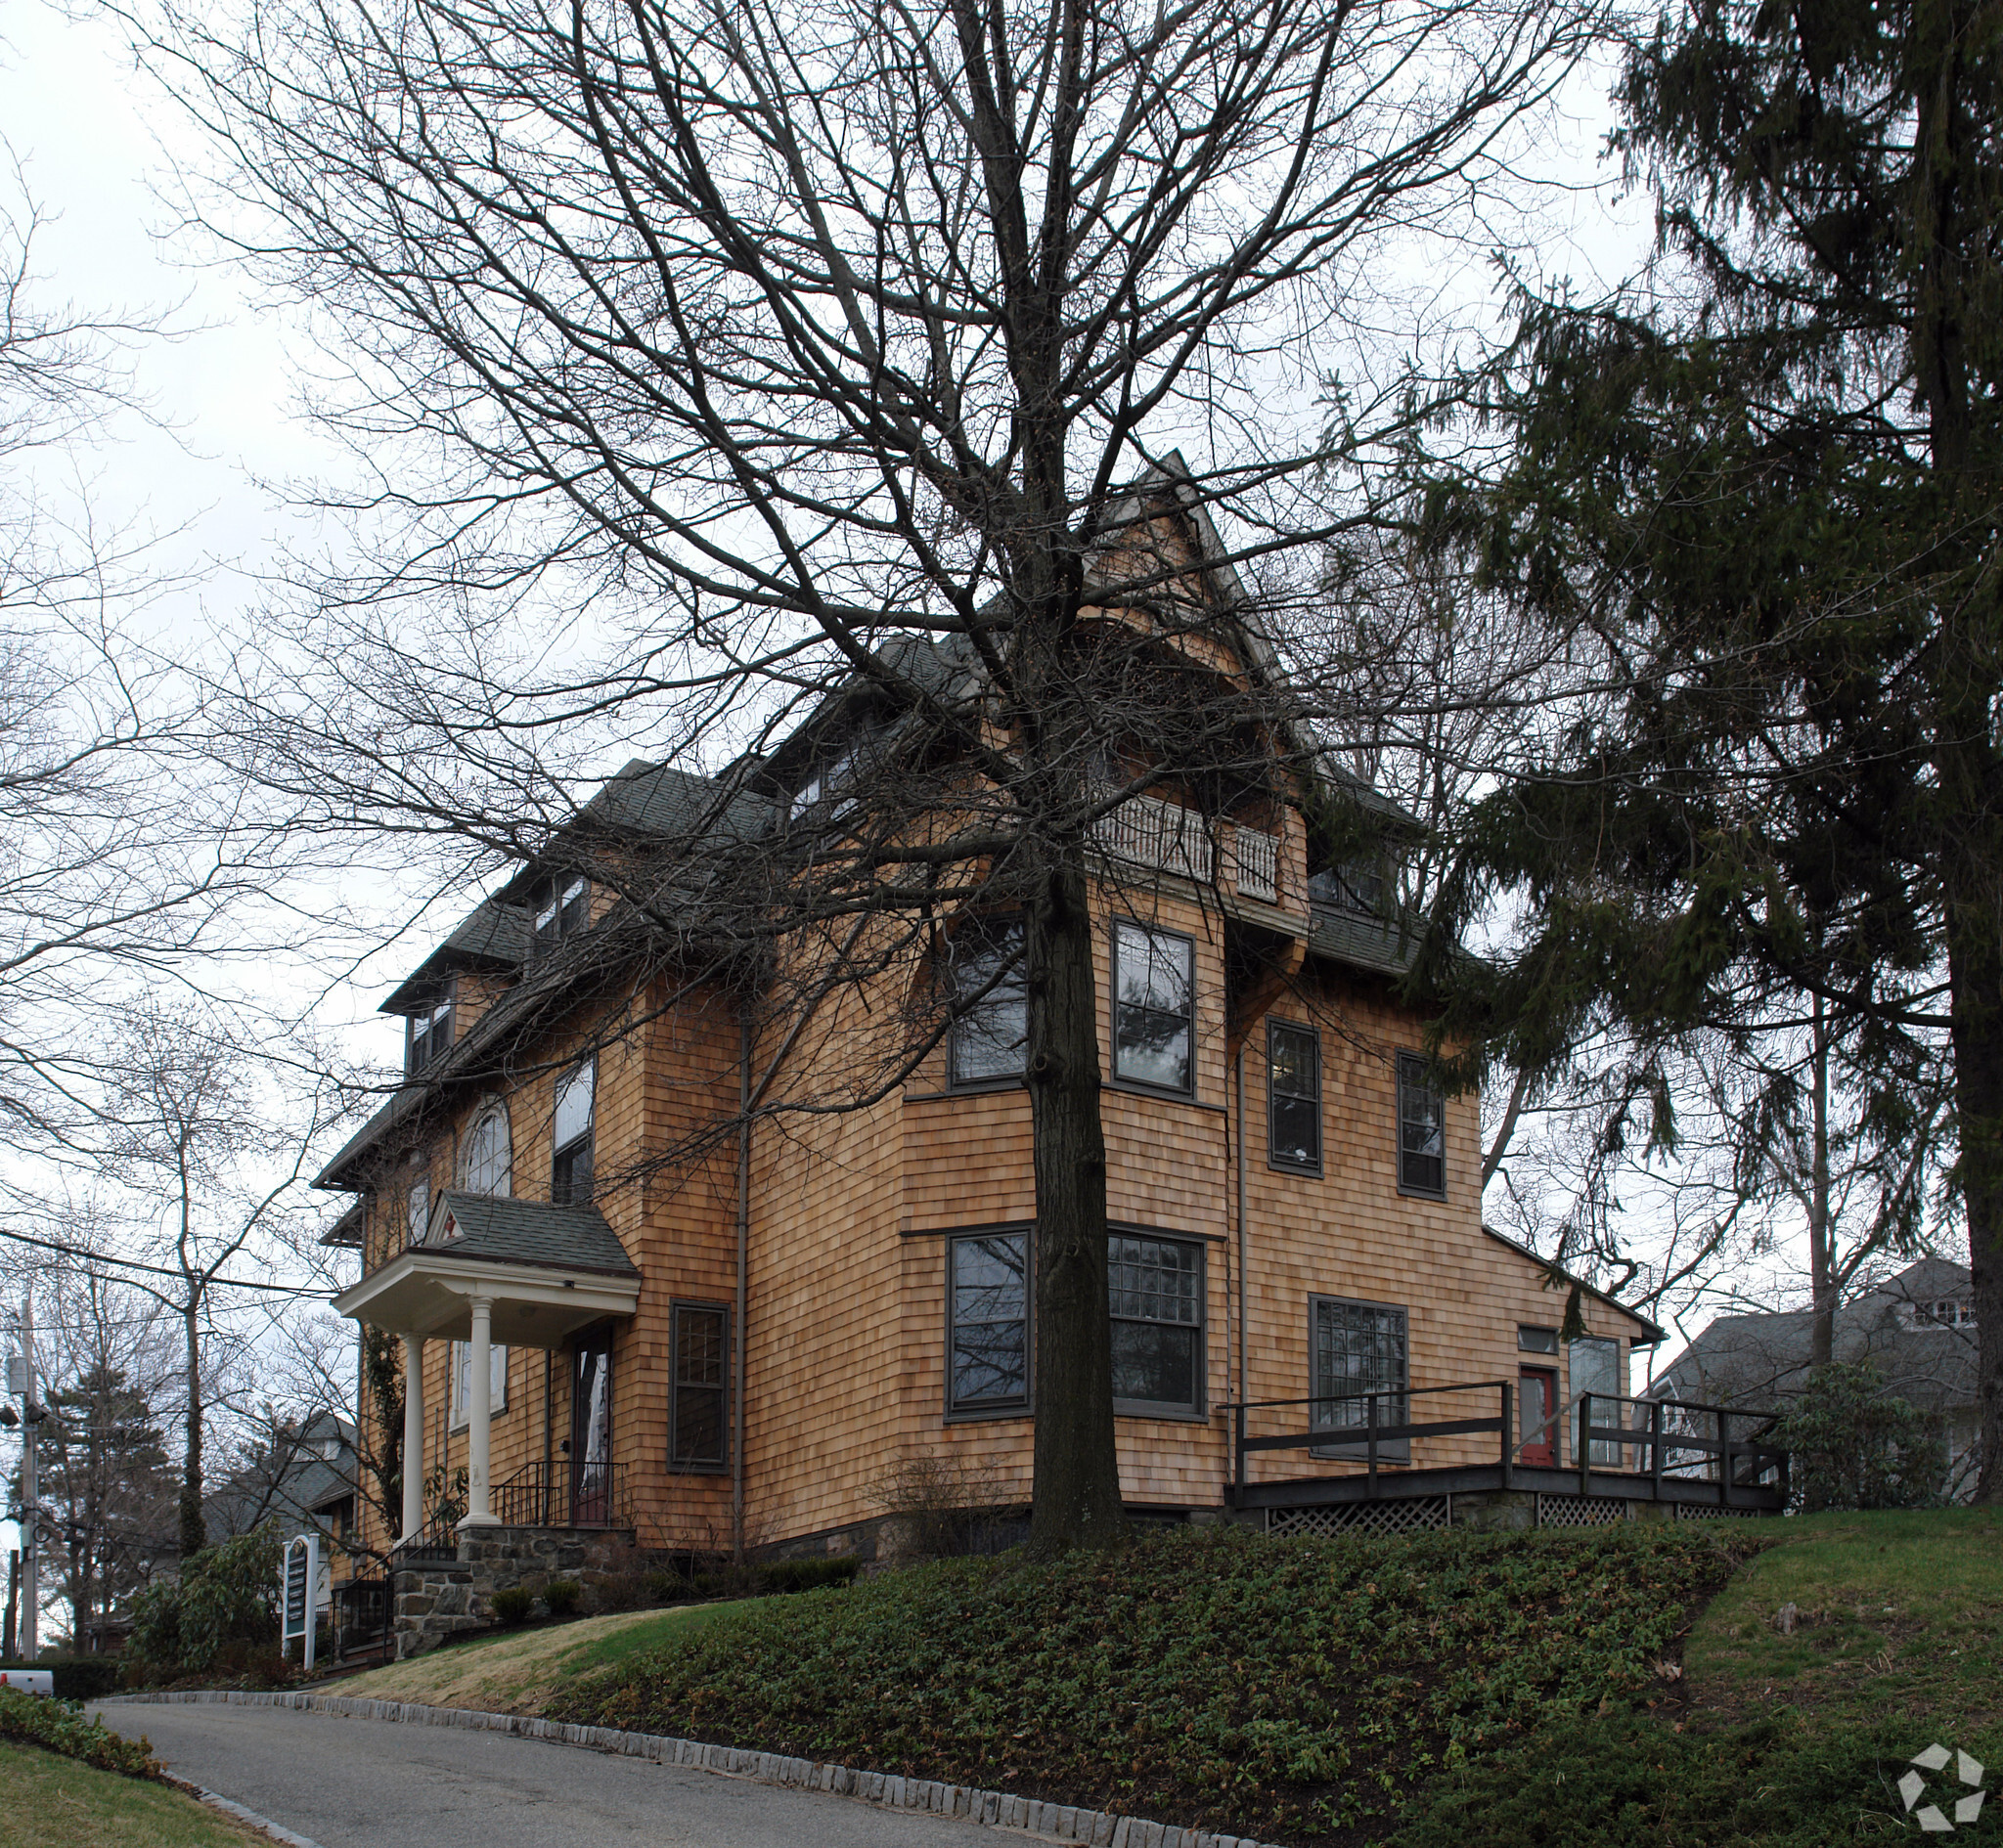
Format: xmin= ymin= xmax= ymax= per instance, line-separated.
xmin=1395 ymin=1507 xmax=2003 ymax=1847
xmin=0 ymin=1739 xmax=269 ymax=1848
xmin=549 ymin=1522 xmax=1758 ymax=1847
xmin=333 ymin=1600 xmax=752 ymax=1714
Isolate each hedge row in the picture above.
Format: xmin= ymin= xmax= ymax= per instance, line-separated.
xmin=0 ymin=1656 xmax=124 ymax=1701
xmin=0 ymin=1687 xmax=162 ymax=1780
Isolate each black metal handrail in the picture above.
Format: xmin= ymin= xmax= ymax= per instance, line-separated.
xmin=492 ymin=1460 xmax=626 ymax=1528
xmin=1228 ymin=1379 xmax=1788 ymax=1507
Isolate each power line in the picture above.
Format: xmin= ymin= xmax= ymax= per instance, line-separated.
xmin=0 ymin=1227 xmax=332 ymax=1298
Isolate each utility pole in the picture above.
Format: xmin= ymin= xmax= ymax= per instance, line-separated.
xmin=18 ymin=1293 xmax=37 ymax=1660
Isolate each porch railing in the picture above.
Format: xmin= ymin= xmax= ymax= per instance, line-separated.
xmin=492 ymin=1460 xmax=627 ymax=1528
xmin=1229 ymin=1379 xmax=1788 ymax=1508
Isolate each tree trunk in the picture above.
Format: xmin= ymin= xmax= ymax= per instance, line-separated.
xmin=1948 ymin=910 xmax=2003 ymax=1503
xmin=1807 ymin=994 xmax=1836 ymax=1371
xmin=180 ymin=1298 xmax=206 ymax=1560
xmin=1025 ymin=840 xmax=1125 ymax=1555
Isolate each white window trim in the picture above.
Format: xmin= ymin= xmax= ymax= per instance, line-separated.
xmin=449 ymin=1341 xmax=510 ymax=1430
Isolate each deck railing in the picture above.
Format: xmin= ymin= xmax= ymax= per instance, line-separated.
xmin=1229 ymin=1379 xmax=1788 ymax=1509
xmin=492 ymin=1459 xmax=627 ymax=1528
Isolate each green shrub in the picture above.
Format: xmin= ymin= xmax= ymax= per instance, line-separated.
xmin=1772 ymin=1363 xmax=1949 ymax=1512
xmin=126 ymin=1525 xmax=284 ymax=1680
xmin=490 ymin=1587 xmax=535 ymax=1626
xmin=0 ymin=1658 xmax=122 ymax=1702
xmin=587 ymin=1573 xmax=650 ymax=1613
xmin=752 ymin=1557 xmax=860 ymax=1595
xmin=0 ymin=1688 xmax=163 ymax=1780
xmin=542 ymin=1580 xmax=583 ymax=1618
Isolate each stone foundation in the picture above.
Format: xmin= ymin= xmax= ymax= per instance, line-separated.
xmin=391 ymin=1524 xmax=640 ymax=1658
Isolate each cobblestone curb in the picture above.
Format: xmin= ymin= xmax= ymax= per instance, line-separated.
xmin=107 ymin=1689 xmax=1281 ymax=1848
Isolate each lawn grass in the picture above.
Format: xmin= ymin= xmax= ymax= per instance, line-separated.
xmin=551 ymin=1521 xmax=1760 ymax=1847
xmin=1393 ymin=1507 xmax=2003 ymax=1848
xmin=0 ymin=1739 xmax=269 ymax=1848
xmin=333 ymin=1598 xmax=756 ymax=1714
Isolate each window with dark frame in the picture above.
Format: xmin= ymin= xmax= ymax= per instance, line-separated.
xmin=948 ymin=916 xmax=1026 ymax=1085
xmin=1310 ymin=1296 xmax=1409 ymax=1460
xmin=669 ymin=1302 xmax=729 ymax=1470
xmin=1108 ymin=1234 xmax=1203 ymax=1415
xmin=406 ymin=991 xmax=454 ymax=1076
xmin=551 ymin=1059 xmax=596 ymax=1205
xmin=948 ymin=1231 xmax=1030 ymax=1414
xmin=1517 ymin=1324 xmax=1559 ymax=1354
xmin=1113 ymin=922 xmax=1195 ymax=1093
xmin=533 ymin=875 xmax=589 ymax=953
xmin=1267 ymin=1021 xmax=1321 ymax=1171
xmin=1396 ymin=1052 xmax=1446 ymax=1197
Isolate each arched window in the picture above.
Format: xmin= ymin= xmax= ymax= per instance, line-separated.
xmin=460 ymin=1104 xmax=512 ymax=1196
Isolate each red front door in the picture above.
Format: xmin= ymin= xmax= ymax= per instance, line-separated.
xmin=1519 ymin=1367 xmax=1557 ymax=1467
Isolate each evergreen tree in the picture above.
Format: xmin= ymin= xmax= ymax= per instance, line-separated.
xmin=1417 ymin=0 xmax=2003 ymax=1491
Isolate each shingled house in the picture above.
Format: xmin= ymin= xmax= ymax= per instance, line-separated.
xmin=317 ymin=481 xmax=1754 ymax=1650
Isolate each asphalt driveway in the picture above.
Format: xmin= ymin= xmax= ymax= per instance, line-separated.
xmin=93 ymin=1699 xmax=1027 ymax=1848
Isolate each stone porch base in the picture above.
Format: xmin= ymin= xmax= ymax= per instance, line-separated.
xmin=391 ymin=1524 xmax=639 ymax=1658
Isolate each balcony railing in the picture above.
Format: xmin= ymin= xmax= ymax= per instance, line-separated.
xmin=1228 ymin=824 xmax=1281 ymax=903
xmin=1229 ymin=1380 xmax=1788 ymax=1510
xmin=492 ymin=1459 xmax=627 ymax=1528
xmin=1091 ymin=792 xmax=1215 ymax=882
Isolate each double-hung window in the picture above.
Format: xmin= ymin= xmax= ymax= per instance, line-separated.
xmin=1113 ymin=922 xmax=1195 ymax=1093
xmin=1310 ymin=1296 xmax=1408 ymax=1460
xmin=948 ymin=917 xmax=1026 ymax=1085
xmin=1268 ymin=1022 xmax=1321 ymax=1172
xmin=948 ymin=1231 xmax=1030 ymax=1415
xmin=1108 ymin=1234 xmax=1203 ymax=1415
xmin=552 ymin=1060 xmax=596 ymax=1205
xmin=461 ymin=1105 xmax=512 ymax=1197
xmin=669 ymin=1303 xmax=729 ymax=1470
xmin=1396 ymin=1052 xmax=1446 ymax=1197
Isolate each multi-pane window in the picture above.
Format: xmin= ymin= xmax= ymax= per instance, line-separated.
xmin=1109 ymin=1234 xmax=1203 ymax=1414
xmin=948 ymin=917 xmax=1026 ymax=1085
xmin=949 ymin=1232 xmax=1030 ymax=1414
xmin=1910 ymin=1298 xmax=1977 ymax=1329
xmin=1396 ymin=1052 xmax=1446 ymax=1197
xmin=1268 ymin=1022 xmax=1321 ymax=1172
xmin=533 ymin=875 xmax=589 ymax=953
xmin=669 ymin=1303 xmax=729 ymax=1470
xmin=407 ymin=993 xmax=454 ymax=1076
xmin=461 ymin=1106 xmax=512 ymax=1196
xmin=552 ymin=1060 xmax=596 ymax=1205
xmin=1113 ymin=922 xmax=1194 ymax=1093
xmin=1310 ymin=1296 xmax=1408 ymax=1459
xmin=1568 ymin=1336 xmax=1622 ymax=1465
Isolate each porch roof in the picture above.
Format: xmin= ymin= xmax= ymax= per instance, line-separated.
xmin=333 ymin=1193 xmax=641 ymax=1348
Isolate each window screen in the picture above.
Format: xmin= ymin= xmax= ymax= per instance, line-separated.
xmin=949 ymin=1233 xmax=1030 ymax=1413
xmin=1268 ymin=1022 xmax=1321 ymax=1171
xmin=1310 ymin=1297 xmax=1408 ymax=1459
xmin=948 ymin=918 xmax=1026 ymax=1084
xmin=1397 ymin=1052 xmax=1446 ymax=1196
xmin=1108 ymin=1235 xmax=1202 ymax=1413
xmin=1114 ymin=923 xmax=1194 ymax=1092
xmin=670 ymin=1304 xmax=729 ymax=1470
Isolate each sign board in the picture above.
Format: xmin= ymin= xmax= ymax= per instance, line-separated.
xmin=0 ymin=1669 xmax=53 ymax=1697
xmin=4 ymin=1356 xmax=24 ymax=1396
xmin=280 ymin=1533 xmax=319 ymax=1673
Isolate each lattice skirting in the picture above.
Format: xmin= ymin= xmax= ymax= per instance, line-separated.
xmin=1267 ymin=1496 xmax=1449 ymax=1539
xmin=1536 ymin=1493 xmax=1630 ymax=1528
xmin=1673 ymin=1502 xmax=1767 ymax=1519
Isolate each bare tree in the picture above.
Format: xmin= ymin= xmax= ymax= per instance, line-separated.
xmin=139 ymin=0 xmax=1603 ymax=1549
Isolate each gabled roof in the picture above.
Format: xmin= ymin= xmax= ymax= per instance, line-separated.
xmin=1649 ymin=1259 xmax=1976 ymax=1411
xmin=423 ymin=1190 xmax=640 ymax=1277
xmin=1481 ymin=1223 xmax=1666 ymax=1344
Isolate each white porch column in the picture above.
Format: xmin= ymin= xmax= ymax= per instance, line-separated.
xmin=400 ymin=1334 xmax=425 ymax=1545
xmin=460 ymin=1295 xmax=500 ymax=1528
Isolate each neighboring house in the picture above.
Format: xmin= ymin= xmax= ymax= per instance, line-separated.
xmin=318 ymin=471 xmax=1703 ymax=1635
xmin=1648 ymin=1258 xmax=1981 ymax=1498
xmin=206 ymin=1411 xmax=360 ymax=1621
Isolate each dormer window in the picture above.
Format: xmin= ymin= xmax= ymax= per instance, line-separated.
xmin=533 ymin=875 xmax=589 ymax=953
xmin=1310 ymin=858 xmax=1385 ymax=916
xmin=406 ymin=991 xmax=454 ymax=1076
xmin=1907 ymin=1298 xmax=1976 ymax=1329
